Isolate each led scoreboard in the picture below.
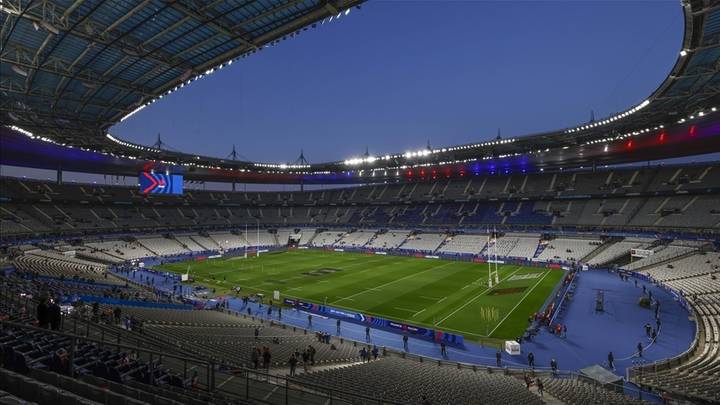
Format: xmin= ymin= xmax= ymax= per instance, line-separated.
xmin=139 ymin=172 xmax=183 ymax=194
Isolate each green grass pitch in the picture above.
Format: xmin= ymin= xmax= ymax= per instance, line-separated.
xmin=157 ymin=250 xmax=565 ymax=341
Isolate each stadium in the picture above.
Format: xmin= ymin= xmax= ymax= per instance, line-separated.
xmin=0 ymin=0 xmax=719 ymax=404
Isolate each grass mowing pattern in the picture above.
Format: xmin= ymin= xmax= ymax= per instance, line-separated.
xmin=158 ymin=250 xmax=564 ymax=340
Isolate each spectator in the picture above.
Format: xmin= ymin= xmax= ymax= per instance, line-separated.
xmin=403 ymin=334 xmax=409 ymax=351
xmin=637 ymin=342 xmax=643 ymax=358
xmin=254 ymin=327 xmax=260 ymax=340
xmin=36 ymin=298 xmax=49 ymax=329
xmin=496 ymin=350 xmax=502 ymax=367
xmin=527 ymin=352 xmax=535 ymax=369
xmin=288 ymin=354 xmax=297 ymax=376
xmin=49 ymin=299 xmax=61 ymax=331
xmin=262 ymin=347 xmax=271 ymax=369
xmin=251 ymin=347 xmax=259 ymax=369
xmin=371 ymin=345 xmax=379 ymax=360
xmin=523 ymin=373 xmax=532 ymax=389
xmin=336 ymin=318 xmax=341 ymax=334
xmin=308 ymin=345 xmax=316 ymax=365
xmin=307 ymin=314 xmax=312 ymax=327
xmin=440 ymin=341 xmax=447 ymax=357
xmin=301 ymin=350 xmax=309 ymax=373
xmin=536 ymin=378 xmax=544 ymax=397
xmin=550 ymin=358 xmax=558 ymax=376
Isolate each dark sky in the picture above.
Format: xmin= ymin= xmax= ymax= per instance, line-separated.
xmin=110 ymin=0 xmax=683 ymax=165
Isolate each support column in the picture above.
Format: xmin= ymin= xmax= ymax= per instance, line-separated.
xmin=56 ymin=163 xmax=63 ymax=185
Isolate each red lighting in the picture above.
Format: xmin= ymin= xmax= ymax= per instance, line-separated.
xmin=659 ymin=132 xmax=666 ymax=143
xmin=626 ymin=140 xmax=633 ymax=149
xmin=689 ymin=125 xmax=697 ymax=137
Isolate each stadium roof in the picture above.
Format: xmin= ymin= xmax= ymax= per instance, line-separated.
xmin=1 ymin=0 xmax=719 ymax=184
xmin=0 ymin=0 xmax=364 ymax=145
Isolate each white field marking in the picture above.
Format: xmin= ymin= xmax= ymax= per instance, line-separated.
xmin=462 ymin=285 xmax=471 ymax=289
xmin=507 ymin=273 xmax=542 ymax=281
xmin=436 ymin=297 xmax=447 ymax=303
xmin=432 ymin=324 xmax=489 ymax=337
xmin=318 ymin=280 xmax=330 ymax=283
xmin=287 ymin=287 xmax=303 ymax=291
xmin=487 ymin=270 xmax=552 ymax=336
xmin=419 ymin=295 xmax=441 ymax=301
xmin=434 ymin=266 xmax=524 ymax=326
xmin=412 ymin=308 xmax=427 ymax=317
xmin=217 ymin=375 xmax=235 ymax=388
xmin=207 ymin=267 xmax=256 ymax=276
xmin=262 ymin=386 xmax=279 ymax=401
xmin=330 ymin=261 xmax=456 ymax=304
xmin=393 ymin=307 xmax=419 ymax=313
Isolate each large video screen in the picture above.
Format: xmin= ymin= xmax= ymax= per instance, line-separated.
xmin=139 ymin=172 xmax=183 ymax=194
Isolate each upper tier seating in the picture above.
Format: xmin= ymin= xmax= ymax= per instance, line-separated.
xmin=2 ymin=164 xmax=719 ymax=240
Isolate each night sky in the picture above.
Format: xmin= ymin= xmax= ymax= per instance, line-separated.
xmin=110 ymin=0 xmax=683 ymax=165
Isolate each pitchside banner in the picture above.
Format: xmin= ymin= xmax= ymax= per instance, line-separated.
xmin=284 ymin=298 xmax=464 ymax=347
